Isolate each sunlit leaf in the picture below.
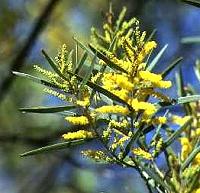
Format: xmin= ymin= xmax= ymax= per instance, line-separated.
xmin=181 ymin=36 xmax=200 ymax=44
xmin=177 ymin=95 xmax=200 ymax=104
xmin=147 ymin=44 xmax=168 ymax=71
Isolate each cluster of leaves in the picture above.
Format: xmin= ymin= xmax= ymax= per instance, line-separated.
xmin=15 ymin=4 xmax=200 ymax=193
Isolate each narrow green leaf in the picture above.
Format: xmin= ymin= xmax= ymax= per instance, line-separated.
xmin=194 ymin=59 xmax=200 ymax=81
xmin=79 ymin=53 xmax=96 ymax=89
xmin=67 ymin=49 xmax=74 ymax=66
xmin=89 ymin=44 xmax=128 ymax=73
xmin=13 ymin=71 xmax=59 ymax=89
xmin=177 ymin=95 xmax=200 ymax=104
xmin=162 ymin=57 xmax=183 ymax=78
xmin=74 ymin=51 xmax=88 ymax=74
xmin=136 ymin=161 xmax=171 ymax=192
xmin=147 ymin=44 xmax=168 ymax=71
xmin=20 ymin=139 xmax=88 ymax=157
xmin=19 ymin=105 xmax=76 ymax=113
xmin=181 ymin=140 xmax=200 ymax=171
xmin=181 ymin=36 xmax=200 ymax=44
xmin=75 ymin=42 xmax=78 ymax=66
xmin=42 ymin=50 xmax=71 ymax=84
xmin=73 ymin=36 xmax=94 ymax=56
xmin=181 ymin=0 xmax=200 ymax=8
xmin=175 ymin=68 xmax=184 ymax=97
xmin=164 ymin=117 xmax=192 ymax=148
xmin=146 ymin=29 xmax=157 ymax=42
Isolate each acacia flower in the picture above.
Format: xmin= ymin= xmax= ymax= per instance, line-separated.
xmin=95 ymin=105 xmax=130 ymax=115
xmin=62 ymin=130 xmax=94 ymax=140
xmin=139 ymin=70 xmax=172 ymax=89
xmin=132 ymin=147 xmax=153 ymax=160
xmin=65 ymin=116 xmax=89 ymax=125
xmin=131 ymin=99 xmax=157 ymax=116
xmin=172 ymin=115 xmax=191 ymax=126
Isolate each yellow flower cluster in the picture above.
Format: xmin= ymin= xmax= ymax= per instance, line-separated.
xmin=180 ymin=137 xmax=200 ymax=164
xmin=62 ymin=130 xmax=94 ymax=140
xmin=153 ymin=116 xmax=167 ymax=125
xmin=81 ymin=150 xmax=113 ymax=162
xmin=109 ymin=119 xmax=129 ymax=129
xmin=130 ymin=99 xmax=157 ymax=116
xmin=139 ymin=70 xmax=172 ymax=89
xmin=193 ymin=188 xmax=200 ymax=193
xmin=65 ymin=116 xmax=89 ymax=125
xmin=95 ymin=105 xmax=129 ymax=115
xmin=132 ymin=147 xmax=153 ymax=160
xmin=102 ymin=73 xmax=134 ymax=91
xmin=172 ymin=115 xmax=191 ymax=126
xmin=137 ymin=41 xmax=157 ymax=63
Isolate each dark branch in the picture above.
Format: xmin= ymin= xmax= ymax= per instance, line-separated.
xmin=0 ymin=0 xmax=61 ymax=103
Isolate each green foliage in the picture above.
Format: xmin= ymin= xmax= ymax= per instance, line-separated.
xmin=14 ymin=5 xmax=200 ymax=193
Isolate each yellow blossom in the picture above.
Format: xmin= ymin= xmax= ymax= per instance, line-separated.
xmin=76 ymin=97 xmax=90 ymax=107
xmin=139 ymin=71 xmax=172 ymax=89
xmin=139 ymin=71 xmax=162 ymax=83
xmin=193 ymin=188 xmax=200 ymax=193
xmin=102 ymin=73 xmax=134 ymax=91
xmin=132 ymin=147 xmax=152 ymax=160
xmin=65 ymin=116 xmax=89 ymax=125
xmin=180 ymin=137 xmax=192 ymax=161
xmin=153 ymin=116 xmax=167 ymax=125
xmin=131 ymin=99 xmax=157 ymax=116
xmin=95 ymin=105 xmax=129 ymax=115
xmin=155 ymin=80 xmax=172 ymax=88
xmin=172 ymin=116 xmax=191 ymax=126
xmin=62 ymin=130 xmax=94 ymax=140
xmin=144 ymin=41 xmax=157 ymax=53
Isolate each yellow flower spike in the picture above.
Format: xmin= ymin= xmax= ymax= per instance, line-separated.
xmin=139 ymin=71 xmax=162 ymax=83
xmin=180 ymin=137 xmax=192 ymax=161
xmin=131 ymin=99 xmax=157 ymax=116
xmin=153 ymin=116 xmax=167 ymax=125
xmin=81 ymin=150 xmax=113 ymax=162
xmin=76 ymin=97 xmax=90 ymax=107
xmin=196 ymin=128 xmax=200 ymax=136
xmin=102 ymin=73 xmax=134 ymax=91
xmin=193 ymin=188 xmax=200 ymax=193
xmin=65 ymin=116 xmax=89 ymax=125
xmin=194 ymin=153 xmax=200 ymax=164
xmin=132 ymin=147 xmax=153 ymax=160
xmin=95 ymin=105 xmax=130 ymax=115
xmin=62 ymin=130 xmax=94 ymax=140
xmin=172 ymin=116 xmax=191 ymax=126
xmin=155 ymin=80 xmax=172 ymax=89
xmin=144 ymin=41 xmax=157 ymax=53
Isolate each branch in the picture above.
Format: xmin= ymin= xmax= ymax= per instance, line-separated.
xmin=0 ymin=0 xmax=61 ymax=102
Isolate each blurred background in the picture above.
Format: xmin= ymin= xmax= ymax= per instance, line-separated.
xmin=0 ymin=0 xmax=200 ymax=193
